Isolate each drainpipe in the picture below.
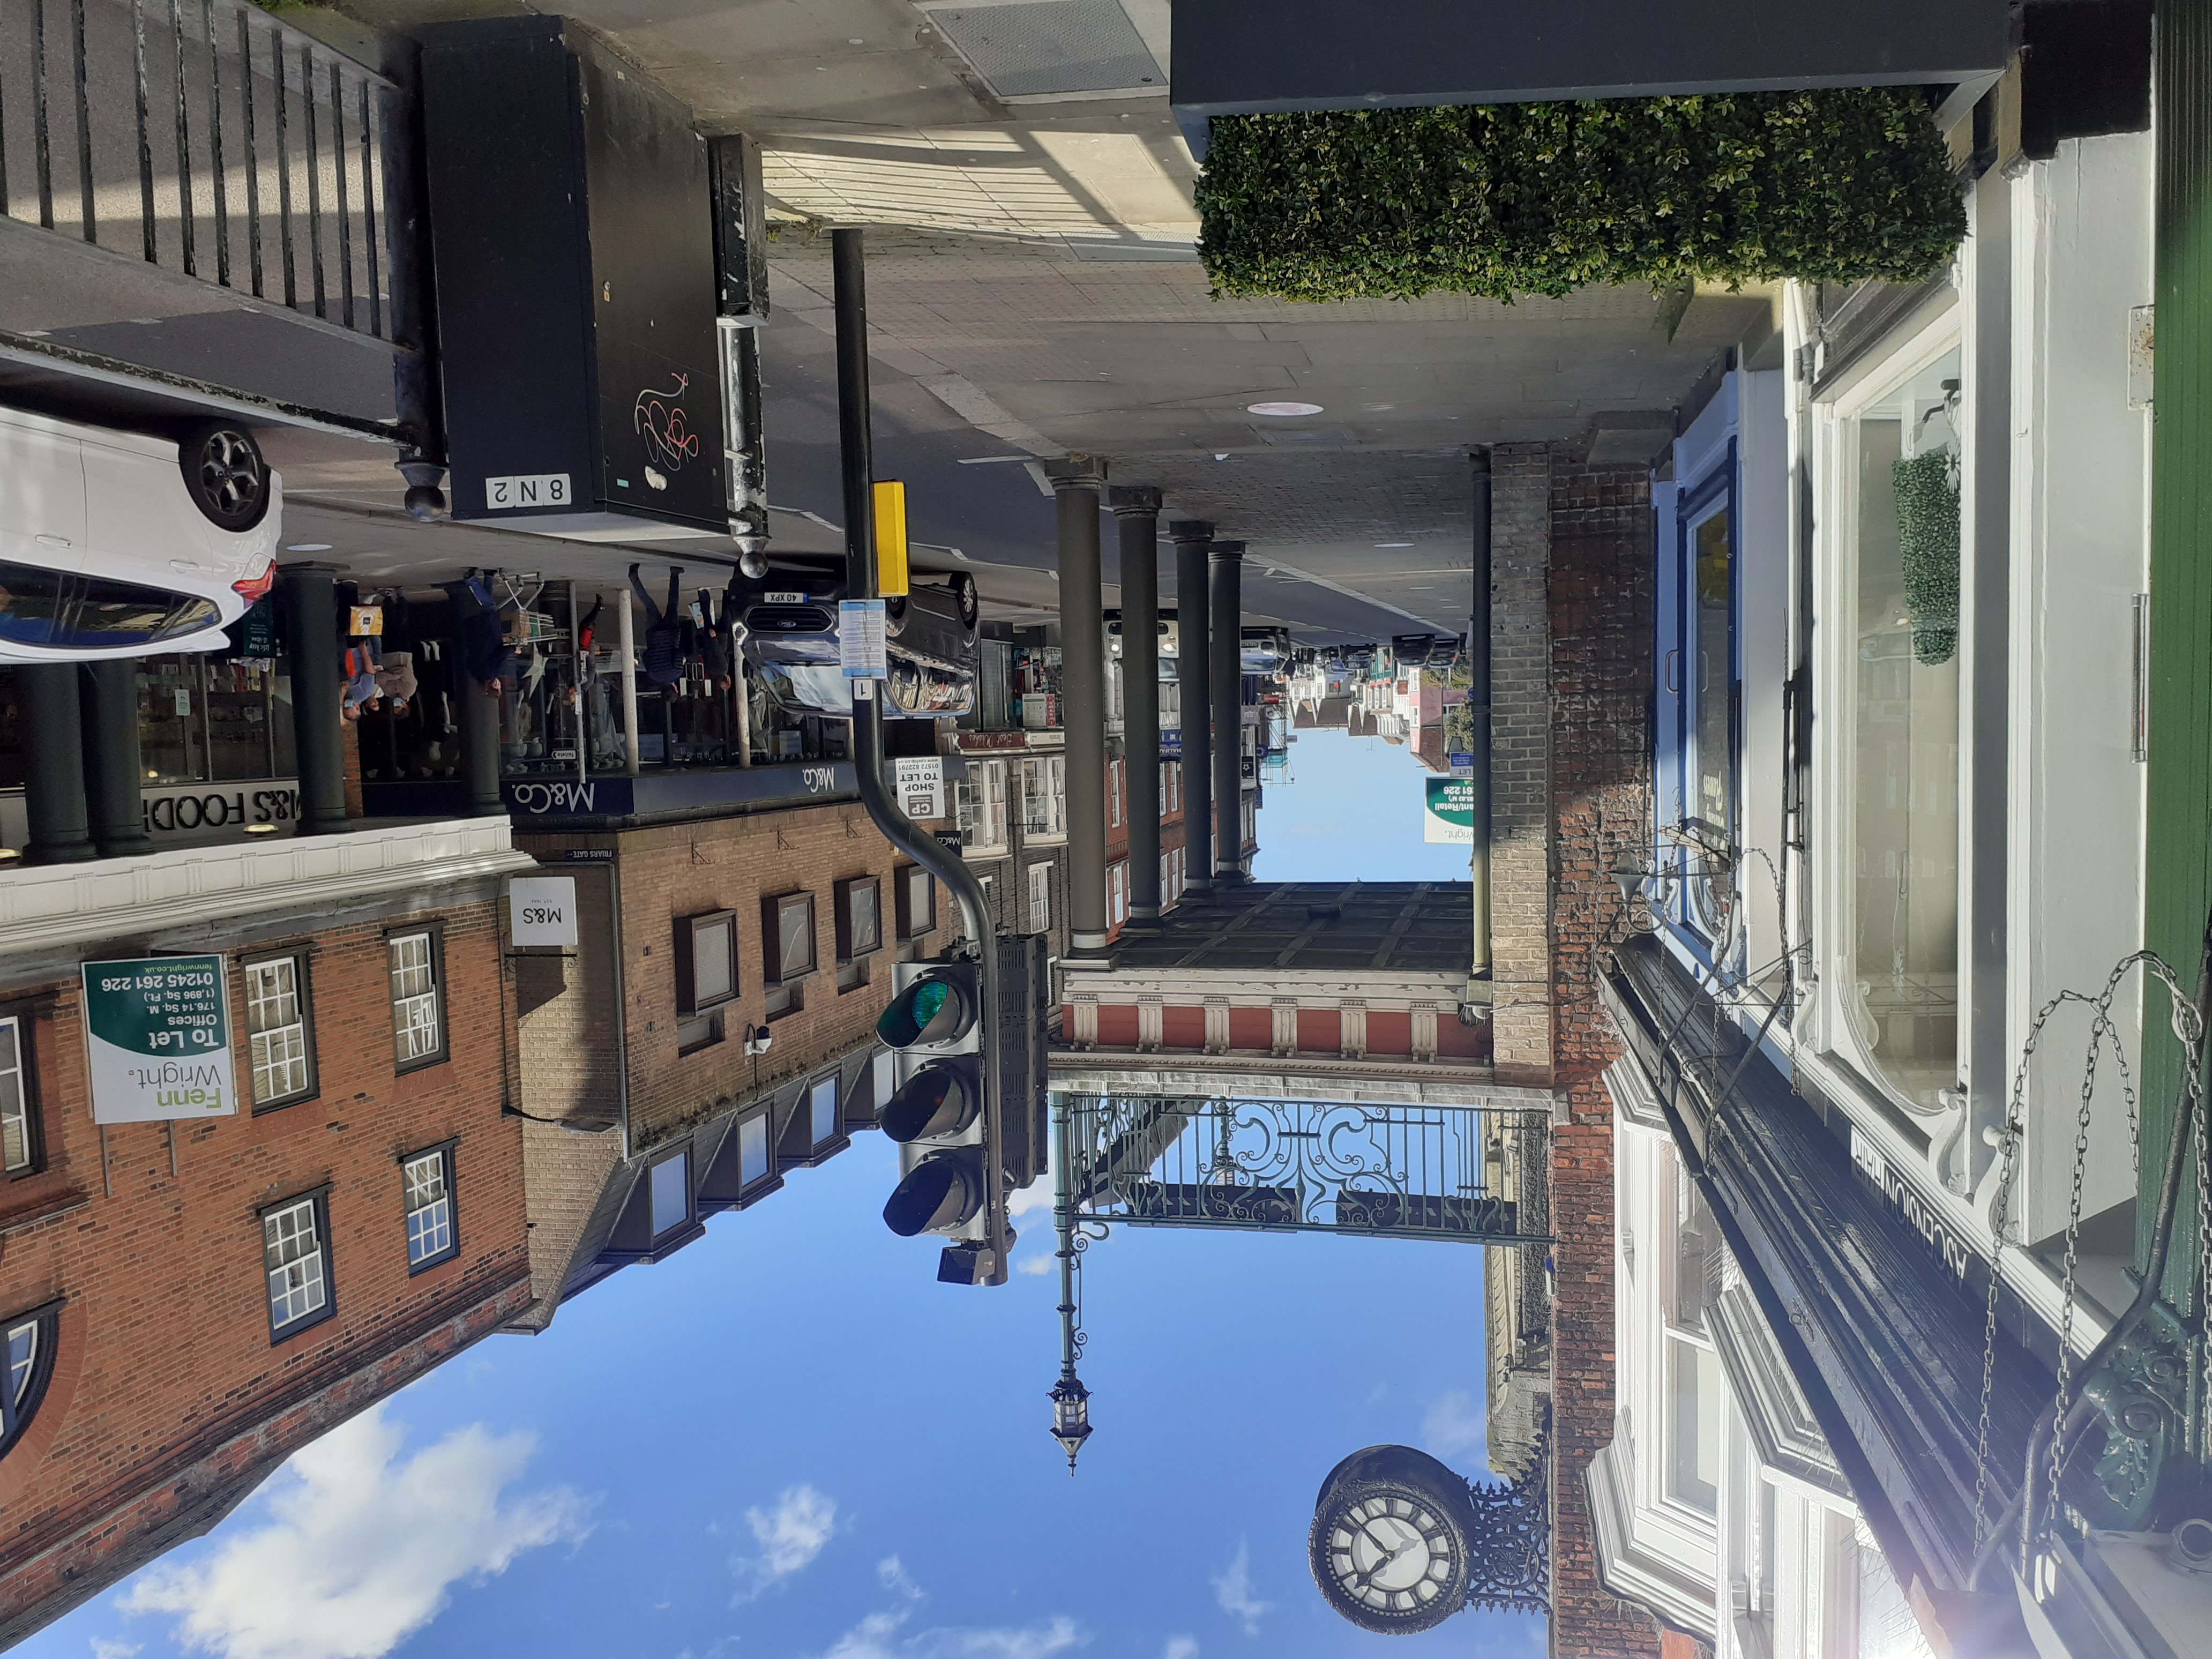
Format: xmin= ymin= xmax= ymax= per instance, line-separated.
xmin=832 ymin=227 xmax=1009 ymax=1287
xmin=1208 ymin=539 xmax=1244 ymax=881
xmin=1466 ymin=449 xmax=1494 ymax=1004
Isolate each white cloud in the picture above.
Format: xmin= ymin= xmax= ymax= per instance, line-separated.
xmin=92 ymin=1641 xmax=141 ymax=1659
xmin=1210 ymin=1541 xmax=1272 ymax=1638
xmin=1007 ymin=1184 xmax=1056 ymax=1220
xmin=1013 ymin=1252 xmax=1054 ymax=1277
xmin=120 ymin=1404 xmax=588 ymax=1659
xmin=733 ymin=1486 xmax=838 ymax=1599
xmin=1421 ymin=1390 xmax=1487 ymax=1459
xmin=794 ymin=1559 xmax=1080 ymax=1659
xmin=1161 ymin=1639 xmax=1199 ymax=1659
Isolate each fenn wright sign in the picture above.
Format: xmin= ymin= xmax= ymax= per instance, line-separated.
xmin=81 ymin=956 xmax=237 ymax=1123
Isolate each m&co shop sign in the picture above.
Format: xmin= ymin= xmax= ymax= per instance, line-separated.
xmin=80 ymin=956 xmax=237 ymax=1124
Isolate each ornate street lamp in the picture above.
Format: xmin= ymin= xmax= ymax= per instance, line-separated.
xmin=1048 ymin=1371 xmax=1092 ymax=1472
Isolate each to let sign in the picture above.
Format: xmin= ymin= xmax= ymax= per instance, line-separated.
xmin=81 ymin=956 xmax=236 ymax=1124
xmin=893 ymin=757 xmax=946 ymax=820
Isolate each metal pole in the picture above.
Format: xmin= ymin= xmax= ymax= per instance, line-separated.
xmin=832 ymin=226 xmax=1010 ymax=1287
xmin=1114 ymin=487 xmax=1162 ymax=921
xmin=19 ymin=664 xmax=94 ymax=863
xmin=1209 ymin=539 xmax=1244 ymax=880
xmin=281 ymin=563 xmax=348 ymax=833
xmin=1469 ymin=448 xmax=1493 ymax=987
xmin=1053 ymin=457 xmax=1110 ymax=951
xmin=1171 ymin=520 xmax=1214 ymax=892
xmin=83 ymin=659 xmax=151 ymax=856
xmin=618 ymin=586 xmax=639 ymax=776
xmin=570 ymin=579 xmax=586 ymax=788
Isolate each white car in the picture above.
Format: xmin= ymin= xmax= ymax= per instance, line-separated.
xmin=0 ymin=404 xmax=282 ymax=663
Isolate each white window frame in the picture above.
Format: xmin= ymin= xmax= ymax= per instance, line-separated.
xmin=0 ymin=1017 xmax=31 ymax=1174
xmin=388 ymin=930 xmax=445 ymax=1070
xmin=264 ymin=1194 xmax=330 ymax=1335
xmin=957 ymin=758 xmax=1010 ymax=858
xmin=244 ymin=953 xmax=314 ymax=1108
xmin=1019 ymin=754 xmax=1067 ymax=843
xmin=1108 ymin=759 xmax=1123 ymax=828
xmin=402 ymin=1146 xmax=457 ymax=1269
xmin=1108 ymin=861 xmax=1128 ymax=926
xmin=1028 ymin=861 xmax=1053 ymax=934
xmin=1805 ymin=311 xmax=1969 ymax=1135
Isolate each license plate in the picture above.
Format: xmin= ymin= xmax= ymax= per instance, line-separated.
xmin=764 ymin=591 xmax=805 ymax=604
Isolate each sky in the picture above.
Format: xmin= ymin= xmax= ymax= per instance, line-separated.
xmin=1253 ymin=727 xmax=1471 ymax=884
xmin=23 ymin=728 xmax=1531 ymax=1659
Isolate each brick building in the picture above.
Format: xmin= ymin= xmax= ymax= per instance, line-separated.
xmin=0 ymin=819 xmax=537 ymax=1646
xmin=504 ymin=790 xmax=964 ymax=1321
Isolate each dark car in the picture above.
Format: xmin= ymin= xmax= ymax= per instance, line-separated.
xmin=736 ymin=564 xmax=979 ymax=720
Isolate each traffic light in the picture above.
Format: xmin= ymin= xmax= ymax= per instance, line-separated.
xmin=877 ymin=960 xmax=989 ymax=1247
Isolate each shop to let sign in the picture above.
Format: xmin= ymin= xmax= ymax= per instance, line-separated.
xmin=80 ymin=956 xmax=236 ymax=1124
xmin=893 ymin=757 xmax=946 ymax=820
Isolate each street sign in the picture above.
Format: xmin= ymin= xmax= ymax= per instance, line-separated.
xmin=1424 ymin=777 xmax=1476 ymax=845
xmin=894 ymin=757 xmax=946 ymax=820
xmin=509 ymin=876 xmax=580 ymax=946
xmin=80 ymin=956 xmax=237 ymax=1124
xmin=840 ymin=599 xmax=888 ymax=678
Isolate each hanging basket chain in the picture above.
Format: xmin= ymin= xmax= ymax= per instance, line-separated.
xmin=1970 ymin=949 xmax=2192 ymax=1558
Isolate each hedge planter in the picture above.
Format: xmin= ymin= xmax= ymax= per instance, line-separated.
xmin=1196 ymin=91 xmax=1966 ymax=303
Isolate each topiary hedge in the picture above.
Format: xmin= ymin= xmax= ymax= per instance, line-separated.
xmin=1195 ymin=90 xmax=1966 ymax=303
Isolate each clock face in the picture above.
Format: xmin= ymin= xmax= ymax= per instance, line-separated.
xmin=1321 ymin=1492 xmax=1462 ymax=1620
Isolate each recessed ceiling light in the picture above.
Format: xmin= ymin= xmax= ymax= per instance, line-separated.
xmin=1247 ymin=401 xmax=1323 ymax=416
xmin=1374 ymin=542 xmax=1412 ymax=549
xmin=286 ymin=543 xmax=332 ymax=552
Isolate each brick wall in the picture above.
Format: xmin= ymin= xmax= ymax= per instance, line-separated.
xmin=1546 ymin=455 xmax=1662 ymax=1659
xmin=1492 ymin=444 xmax=1555 ymax=1085
xmin=0 ymin=897 xmax=530 ymax=1642
xmin=558 ymin=804 xmax=953 ymax=1156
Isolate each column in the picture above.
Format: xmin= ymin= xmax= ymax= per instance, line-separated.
xmin=281 ymin=564 xmax=350 ymax=833
xmin=1170 ymin=520 xmax=1214 ymax=892
xmin=1209 ymin=539 xmax=1245 ymax=880
xmin=18 ymin=666 xmax=94 ymax=864
xmin=1049 ymin=455 xmax=1110 ymax=952
xmin=83 ymin=659 xmax=150 ymax=856
xmin=1112 ymin=486 xmax=1162 ymax=921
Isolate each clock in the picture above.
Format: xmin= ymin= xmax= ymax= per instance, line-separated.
xmin=1307 ymin=1445 xmax=1481 ymax=1635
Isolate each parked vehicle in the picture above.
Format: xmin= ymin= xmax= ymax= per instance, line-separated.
xmin=736 ymin=564 xmax=979 ymax=719
xmin=0 ymin=406 xmax=281 ymax=662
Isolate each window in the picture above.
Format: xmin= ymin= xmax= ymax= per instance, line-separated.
xmin=1028 ymin=862 xmax=1053 ymax=933
xmin=1108 ymin=861 xmax=1128 ymax=926
xmin=1160 ymin=851 xmax=1171 ymax=906
xmin=402 ymin=1146 xmax=457 ymax=1270
xmin=0 ymin=1301 xmax=58 ymax=1459
xmin=676 ymin=910 xmax=738 ymax=1053
xmin=1161 ymin=760 xmax=1179 ymax=817
xmin=762 ymin=891 xmax=816 ymax=1016
xmin=1839 ymin=344 xmax=1964 ymax=1112
xmin=0 ymin=561 xmax=222 ymax=649
xmin=895 ymin=864 xmax=937 ymax=941
xmin=1018 ymin=755 xmax=1066 ymax=841
xmin=264 ymin=1193 xmax=331 ymax=1338
xmin=649 ymin=1151 xmax=690 ymax=1236
xmin=1108 ymin=760 xmax=1123 ymax=827
xmin=810 ymin=1077 xmax=840 ymax=1146
xmin=0 ymin=1017 xmax=35 ymax=1174
xmin=244 ymin=953 xmax=316 ymax=1108
xmin=835 ymin=877 xmax=883 ymax=962
xmin=388 ymin=930 xmax=446 ymax=1070
xmin=956 ymin=758 xmax=1008 ymax=856
xmin=1168 ymin=847 xmax=1184 ymax=903
xmin=738 ymin=1114 xmax=769 ymax=1187
xmin=1667 ymin=1335 xmax=1721 ymax=1515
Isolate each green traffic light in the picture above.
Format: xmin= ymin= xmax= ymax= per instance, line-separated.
xmin=910 ymin=981 xmax=950 ymax=1025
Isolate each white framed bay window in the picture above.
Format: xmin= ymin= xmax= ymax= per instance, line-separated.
xmin=1811 ymin=320 xmax=1966 ymax=1121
